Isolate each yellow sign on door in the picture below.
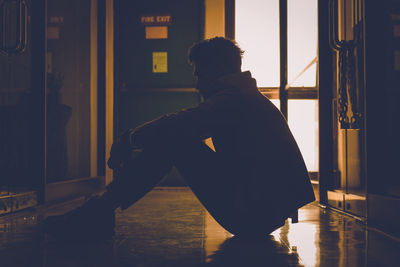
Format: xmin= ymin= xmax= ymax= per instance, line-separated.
xmin=152 ymin=52 xmax=168 ymax=73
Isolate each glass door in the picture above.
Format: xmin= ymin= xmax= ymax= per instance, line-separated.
xmin=0 ymin=0 xmax=43 ymax=214
xmin=327 ymin=0 xmax=366 ymax=218
xmin=46 ymin=0 xmax=92 ymax=183
xmin=45 ymin=0 xmax=103 ymax=202
xmin=234 ymin=0 xmax=319 ymax=177
xmin=233 ymin=0 xmax=319 ymax=222
xmin=1 ymin=0 xmax=106 ymax=212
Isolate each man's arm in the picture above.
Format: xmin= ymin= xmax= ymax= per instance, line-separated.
xmin=130 ymin=92 xmax=235 ymax=150
xmin=107 ymin=91 xmax=236 ymax=170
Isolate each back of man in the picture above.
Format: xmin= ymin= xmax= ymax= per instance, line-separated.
xmin=205 ymin=71 xmax=316 ymax=229
xmin=131 ymin=69 xmax=315 ymax=235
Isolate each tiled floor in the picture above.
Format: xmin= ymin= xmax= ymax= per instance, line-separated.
xmin=0 ymin=187 xmax=399 ymax=267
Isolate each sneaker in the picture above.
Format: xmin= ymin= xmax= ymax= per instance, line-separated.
xmin=43 ymin=196 xmax=116 ymax=241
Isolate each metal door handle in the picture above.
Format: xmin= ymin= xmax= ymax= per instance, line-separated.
xmin=329 ymin=0 xmax=360 ymax=52
xmin=13 ymin=0 xmax=27 ymax=53
xmin=329 ymin=0 xmax=342 ymax=51
xmin=0 ymin=0 xmax=28 ymax=55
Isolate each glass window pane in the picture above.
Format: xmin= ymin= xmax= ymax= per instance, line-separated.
xmin=235 ymin=0 xmax=280 ymax=87
xmin=267 ymin=99 xmax=319 ymax=172
xmin=288 ymin=100 xmax=319 ymax=172
xmin=270 ymin=99 xmax=280 ymax=109
xmin=46 ymin=0 xmax=92 ymax=182
xmin=288 ymin=0 xmax=318 ymax=87
xmin=0 ymin=2 xmax=38 ymax=193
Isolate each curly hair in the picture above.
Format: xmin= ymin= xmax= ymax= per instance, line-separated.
xmin=188 ymin=37 xmax=244 ymax=73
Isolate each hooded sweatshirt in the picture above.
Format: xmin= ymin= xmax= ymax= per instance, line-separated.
xmin=132 ymin=71 xmax=315 ymax=225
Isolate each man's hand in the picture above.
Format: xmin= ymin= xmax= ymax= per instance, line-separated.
xmin=107 ymin=129 xmax=134 ymax=170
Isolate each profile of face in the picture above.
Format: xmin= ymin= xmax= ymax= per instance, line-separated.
xmin=193 ymin=61 xmax=223 ymax=98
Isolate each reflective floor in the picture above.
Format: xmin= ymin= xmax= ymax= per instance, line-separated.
xmin=0 ymin=187 xmax=399 ymax=267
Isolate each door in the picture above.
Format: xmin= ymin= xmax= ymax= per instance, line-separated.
xmin=0 ymin=0 xmax=109 ymax=213
xmin=232 ymin=0 xmax=319 ymax=222
xmin=326 ymin=0 xmax=366 ymax=218
xmin=0 ymin=0 xmax=44 ymax=214
xmin=233 ymin=0 xmax=319 ymax=181
xmin=44 ymin=0 xmax=105 ymax=202
xmin=114 ymin=0 xmax=203 ymax=186
xmin=364 ymin=0 xmax=400 ymax=234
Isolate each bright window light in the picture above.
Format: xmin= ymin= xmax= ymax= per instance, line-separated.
xmin=235 ymin=0 xmax=280 ymax=87
xmin=236 ymin=0 xmax=318 ymax=88
xmin=288 ymin=100 xmax=319 ymax=172
xmin=237 ymin=0 xmax=319 ymax=172
xmin=270 ymin=99 xmax=319 ymax=172
xmin=288 ymin=0 xmax=318 ymax=87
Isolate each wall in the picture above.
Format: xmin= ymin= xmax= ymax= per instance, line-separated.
xmin=115 ymin=0 xmax=227 ymax=186
xmin=205 ymin=0 xmax=225 ymax=38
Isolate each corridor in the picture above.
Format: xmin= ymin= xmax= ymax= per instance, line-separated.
xmin=0 ymin=187 xmax=398 ymax=267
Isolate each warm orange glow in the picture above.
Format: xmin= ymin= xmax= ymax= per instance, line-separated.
xmin=105 ymin=0 xmax=114 ymax=185
xmin=204 ymin=211 xmax=233 ymax=262
xmin=271 ymin=223 xmax=318 ymax=267
xmin=204 ymin=211 xmax=319 ymax=266
xmin=204 ymin=137 xmax=216 ymax=152
xmin=204 ymin=0 xmax=225 ymax=38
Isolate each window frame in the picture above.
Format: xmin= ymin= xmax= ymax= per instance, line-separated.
xmin=227 ymin=0 xmax=319 ymax=178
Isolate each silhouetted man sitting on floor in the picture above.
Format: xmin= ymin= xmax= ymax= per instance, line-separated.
xmin=44 ymin=37 xmax=315 ymax=240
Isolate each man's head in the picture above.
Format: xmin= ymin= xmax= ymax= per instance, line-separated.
xmin=188 ymin=37 xmax=244 ymax=97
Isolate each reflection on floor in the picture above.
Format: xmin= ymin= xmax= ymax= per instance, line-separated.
xmin=0 ymin=187 xmax=399 ymax=267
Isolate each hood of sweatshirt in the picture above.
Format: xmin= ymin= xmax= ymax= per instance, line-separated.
xmin=216 ymin=71 xmax=258 ymax=93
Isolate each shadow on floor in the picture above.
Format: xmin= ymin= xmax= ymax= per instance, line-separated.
xmin=1 ymin=188 xmax=399 ymax=267
xmin=202 ymin=236 xmax=303 ymax=267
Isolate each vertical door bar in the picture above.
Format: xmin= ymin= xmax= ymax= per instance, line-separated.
xmin=97 ymin=0 xmax=105 ymax=177
xmin=318 ymin=0 xmax=334 ymax=204
xmin=90 ymin=0 xmax=99 ymax=178
xmin=31 ymin=0 xmax=47 ymax=203
xmin=105 ymin=0 xmax=114 ymax=185
xmin=279 ymin=0 xmax=288 ymax=119
xmin=279 ymin=0 xmax=298 ymax=222
xmin=225 ymin=0 xmax=235 ymax=40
